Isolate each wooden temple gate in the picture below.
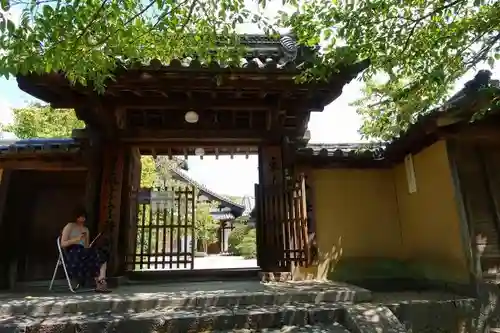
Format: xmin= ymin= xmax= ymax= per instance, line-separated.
xmin=11 ymin=34 xmax=369 ymax=279
xmin=131 ymin=186 xmax=196 ymax=271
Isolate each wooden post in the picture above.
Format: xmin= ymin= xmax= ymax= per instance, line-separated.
xmin=97 ymin=143 xmax=125 ymax=277
xmin=0 ymin=169 xmax=12 ymax=289
xmin=120 ymin=147 xmax=141 ymax=273
xmin=257 ymin=145 xmax=286 ymax=273
xmin=83 ymin=143 xmax=103 ymax=236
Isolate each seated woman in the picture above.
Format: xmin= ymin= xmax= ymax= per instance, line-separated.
xmin=60 ymin=207 xmax=111 ymax=293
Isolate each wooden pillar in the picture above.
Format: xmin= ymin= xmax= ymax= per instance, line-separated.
xmin=120 ymin=147 xmax=141 ymax=273
xmin=97 ymin=142 xmax=126 ymax=276
xmin=257 ymin=145 xmax=285 ymax=273
xmin=0 ymin=169 xmax=12 ymax=289
xmin=83 ymin=142 xmax=103 ymax=236
xmin=259 ymin=145 xmax=284 ymax=186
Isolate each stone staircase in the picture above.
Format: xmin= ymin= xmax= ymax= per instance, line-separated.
xmin=0 ymin=280 xmax=466 ymax=333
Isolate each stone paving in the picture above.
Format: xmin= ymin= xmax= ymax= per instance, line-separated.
xmin=0 ymin=280 xmax=480 ymax=332
xmin=0 ymin=280 xmax=372 ymax=317
xmin=344 ymin=304 xmax=407 ymax=333
xmin=0 ymin=303 xmax=346 ymax=333
xmin=211 ymin=324 xmax=350 ymax=333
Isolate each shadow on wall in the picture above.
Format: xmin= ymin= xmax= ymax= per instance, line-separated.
xmin=292 ymin=236 xmax=344 ymax=280
xmin=326 ymin=256 xmax=471 ymax=291
xmin=293 ymin=236 xmax=468 ymax=291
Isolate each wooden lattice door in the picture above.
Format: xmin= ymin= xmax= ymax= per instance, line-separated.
xmin=130 ymin=185 xmax=196 ymax=271
xmin=126 ymin=149 xmax=142 ymax=271
xmin=255 ymin=174 xmax=310 ymax=271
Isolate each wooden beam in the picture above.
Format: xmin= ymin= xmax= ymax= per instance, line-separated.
xmin=60 ymin=96 xmax=290 ymax=111
xmin=51 ymin=78 xmax=334 ymax=99
xmin=75 ymin=104 xmax=120 ymax=135
xmin=129 ymin=141 xmax=260 ymax=147
xmin=106 ymin=75 xmax=341 ymax=90
xmin=0 ymin=151 xmax=80 ymax=158
xmin=119 ymin=128 xmax=296 ymax=142
xmin=0 ymin=159 xmax=85 ymax=170
xmin=18 ymin=71 xmax=351 ymax=111
xmin=137 ymin=144 xmax=258 ymax=157
xmin=138 ymin=149 xmax=258 ymax=156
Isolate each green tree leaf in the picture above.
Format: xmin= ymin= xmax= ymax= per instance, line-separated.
xmin=1 ymin=104 xmax=85 ymax=139
xmin=279 ymin=0 xmax=500 ymax=139
xmin=2 ymin=0 xmax=500 ymax=140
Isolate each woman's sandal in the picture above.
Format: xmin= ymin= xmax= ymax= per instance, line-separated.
xmin=94 ymin=279 xmax=111 ymax=293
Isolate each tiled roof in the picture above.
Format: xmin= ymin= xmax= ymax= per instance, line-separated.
xmin=241 ymin=195 xmax=255 ymax=217
xmin=297 ymin=143 xmax=385 ymax=159
xmin=0 ymin=138 xmax=80 ymax=155
xmin=387 ymin=70 xmax=500 ymax=144
xmin=119 ymin=55 xmax=370 ymax=74
xmin=114 ymin=33 xmax=322 ymax=72
xmin=299 ymin=70 xmax=500 ymax=162
xmin=210 ymin=209 xmax=236 ymax=221
xmin=169 ymin=167 xmax=245 ymax=216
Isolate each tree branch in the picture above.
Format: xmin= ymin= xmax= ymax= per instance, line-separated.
xmin=71 ymin=0 xmax=109 ymax=48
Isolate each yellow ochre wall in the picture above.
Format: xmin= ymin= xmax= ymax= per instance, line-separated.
xmin=394 ymin=141 xmax=468 ymax=282
xmin=294 ymin=140 xmax=470 ymax=283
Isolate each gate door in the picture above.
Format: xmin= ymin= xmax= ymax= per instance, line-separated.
xmin=129 ymin=185 xmax=196 ymax=271
xmin=255 ymin=174 xmax=310 ymax=271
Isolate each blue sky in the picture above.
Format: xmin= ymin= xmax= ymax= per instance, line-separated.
xmin=1 ymin=1 xmax=499 ymax=198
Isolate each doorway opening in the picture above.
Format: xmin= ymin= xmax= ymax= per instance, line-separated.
xmin=131 ymin=150 xmax=258 ymax=272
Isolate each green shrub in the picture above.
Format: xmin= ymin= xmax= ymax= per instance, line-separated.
xmin=236 ymin=229 xmax=256 ymax=259
xmin=228 ymin=223 xmax=250 ymax=255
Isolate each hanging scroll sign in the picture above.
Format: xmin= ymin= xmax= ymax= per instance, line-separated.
xmin=150 ymin=189 xmax=175 ymax=213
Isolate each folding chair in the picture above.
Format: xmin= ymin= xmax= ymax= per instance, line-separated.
xmin=49 ymin=236 xmax=77 ymax=293
xmin=49 ymin=233 xmax=103 ymax=293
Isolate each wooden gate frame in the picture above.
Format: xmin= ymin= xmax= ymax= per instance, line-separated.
xmin=255 ymin=174 xmax=310 ymax=271
xmin=128 ymin=185 xmax=196 ymax=271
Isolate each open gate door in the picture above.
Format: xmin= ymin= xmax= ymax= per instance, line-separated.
xmin=255 ymin=174 xmax=310 ymax=271
xmin=126 ymin=149 xmax=142 ymax=271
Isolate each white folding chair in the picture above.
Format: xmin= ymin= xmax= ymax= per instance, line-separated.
xmin=49 ymin=233 xmax=103 ymax=293
xmin=49 ymin=236 xmax=77 ymax=293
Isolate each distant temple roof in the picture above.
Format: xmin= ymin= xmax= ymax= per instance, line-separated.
xmin=169 ymin=167 xmax=245 ymax=217
xmin=241 ymin=195 xmax=255 ymax=217
xmin=210 ymin=207 xmax=236 ymax=221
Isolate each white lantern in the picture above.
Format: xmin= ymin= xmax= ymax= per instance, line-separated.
xmin=194 ymin=147 xmax=205 ymax=156
xmin=184 ymin=111 xmax=199 ymax=123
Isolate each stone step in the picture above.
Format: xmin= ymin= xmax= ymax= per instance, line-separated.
xmin=0 ymin=303 xmax=346 ymax=333
xmin=343 ymin=304 xmax=407 ymax=333
xmin=0 ymin=284 xmax=371 ymax=317
xmin=214 ymin=323 xmax=351 ymax=332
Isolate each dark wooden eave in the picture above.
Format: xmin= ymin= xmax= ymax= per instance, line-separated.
xmin=17 ymin=54 xmax=370 ymax=141
xmin=138 ymin=144 xmax=259 ymax=159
